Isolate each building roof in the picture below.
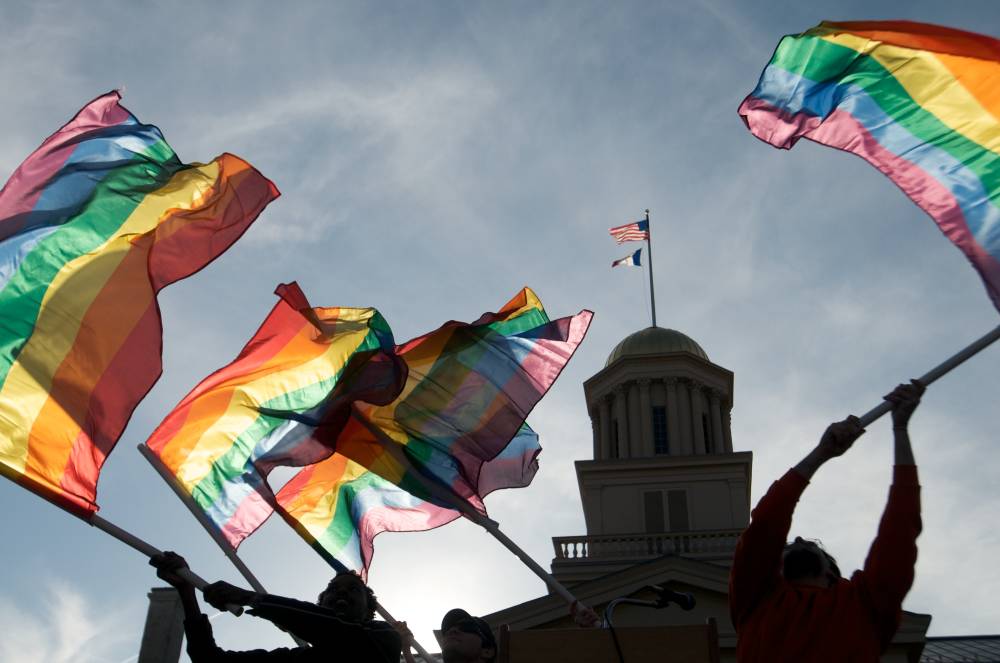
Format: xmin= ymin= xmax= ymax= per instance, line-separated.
xmin=921 ymin=635 xmax=1000 ymax=662
xmin=605 ymin=327 xmax=709 ymax=367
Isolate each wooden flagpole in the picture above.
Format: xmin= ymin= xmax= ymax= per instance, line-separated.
xmin=0 ymin=467 xmax=244 ymax=615
xmin=138 ymin=445 xmax=269 ymax=593
xmin=370 ymin=602 xmax=436 ymax=662
xmin=85 ymin=514 xmax=242 ymax=616
xmin=88 ymin=514 xmax=214 ymax=591
xmin=138 ymin=444 xmax=435 ymax=660
xmin=857 ymin=324 xmax=1000 ymax=427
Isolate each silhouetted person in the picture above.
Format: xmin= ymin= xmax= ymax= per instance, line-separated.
xmin=150 ymin=552 xmax=401 ymax=662
xmin=400 ymin=608 xmax=496 ymax=663
xmin=729 ymin=380 xmax=924 ymax=662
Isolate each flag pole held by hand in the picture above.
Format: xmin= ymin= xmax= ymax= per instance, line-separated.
xmin=87 ymin=514 xmax=244 ymax=615
xmin=378 ymin=439 xmax=583 ymax=607
xmin=140 ymin=444 xmax=434 ymax=655
xmin=857 ymin=325 xmax=1000 ymax=427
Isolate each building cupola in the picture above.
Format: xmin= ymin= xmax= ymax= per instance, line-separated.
xmin=585 ymin=326 xmax=733 ymax=461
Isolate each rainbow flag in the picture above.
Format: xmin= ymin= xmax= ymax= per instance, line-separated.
xmin=145 ymin=285 xmax=591 ymax=570
xmin=0 ymin=92 xmax=278 ymax=516
xmin=739 ymin=21 xmax=1000 ymax=309
xmin=274 ymin=424 xmax=540 ymax=577
xmin=289 ymin=288 xmax=592 ymax=515
xmin=145 ymin=282 xmax=400 ymax=545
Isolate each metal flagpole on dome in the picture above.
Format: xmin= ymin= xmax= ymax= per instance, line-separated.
xmin=645 ymin=209 xmax=657 ymax=327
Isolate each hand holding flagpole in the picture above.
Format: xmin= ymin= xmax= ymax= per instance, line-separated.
xmin=138 ymin=444 xmax=435 ymax=659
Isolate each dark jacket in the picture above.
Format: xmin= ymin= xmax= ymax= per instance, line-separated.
xmin=185 ymin=594 xmax=401 ymax=663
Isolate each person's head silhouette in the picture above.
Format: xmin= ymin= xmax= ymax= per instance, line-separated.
xmin=782 ymin=537 xmax=842 ymax=588
xmin=318 ymin=571 xmax=376 ymax=623
xmin=440 ymin=608 xmax=497 ymax=663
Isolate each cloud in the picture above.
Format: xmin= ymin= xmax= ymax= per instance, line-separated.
xmin=2 ymin=1 xmax=999 ymax=655
xmin=0 ymin=582 xmax=133 ymax=663
xmin=173 ymin=63 xmax=500 ymax=248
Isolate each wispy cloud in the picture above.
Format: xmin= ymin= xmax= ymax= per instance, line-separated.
xmin=1 ymin=1 xmax=999 ymax=655
xmin=0 ymin=582 xmax=133 ymax=663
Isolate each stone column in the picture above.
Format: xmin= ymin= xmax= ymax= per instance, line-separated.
xmin=723 ymin=406 xmax=734 ymax=453
xmin=638 ymin=378 xmax=653 ymax=456
xmin=691 ymin=381 xmax=706 ymax=455
xmin=666 ymin=378 xmax=683 ymax=455
xmin=615 ymin=385 xmax=629 ymax=459
xmin=628 ymin=382 xmax=642 ymax=457
xmin=677 ymin=379 xmax=693 ymax=454
xmin=589 ymin=408 xmax=600 ymax=458
xmin=599 ymin=396 xmax=611 ymax=459
xmin=710 ymin=390 xmax=724 ymax=455
xmin=137 ymin=588 xmax=185 ymax=663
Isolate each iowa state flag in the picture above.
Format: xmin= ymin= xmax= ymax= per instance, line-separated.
xmin=612 ymin=249 xmax=642 ymax=268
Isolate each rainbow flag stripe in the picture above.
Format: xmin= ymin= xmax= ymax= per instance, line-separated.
xmin=0 ymin=92 xmax=278 ymax=515
xmin=275 ymin=424 xmax=540 ymax=577
xmin=739 ymin=21 xmax=1000 ymax=309
xmin=345 ymin=293 xmax=591 ymax=514
xmin=145 ymin=282 xmax=398 ymax=545
xmin=145 ymin=285 xmax=590 ymax=567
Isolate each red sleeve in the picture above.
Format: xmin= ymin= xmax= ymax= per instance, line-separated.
xmin=857 ymin=465 xmax=922 ymax=648
xmin=729 ymin=470 xmax=809 ymax=627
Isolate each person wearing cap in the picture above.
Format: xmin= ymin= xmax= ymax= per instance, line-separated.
xmin=400 ymin=608 xmax=497 ymax=663
xmin=150 ymin=551 xmax=401 ymax=662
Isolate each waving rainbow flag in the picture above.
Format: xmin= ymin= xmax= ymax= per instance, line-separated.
xmin=145 ymin=282 xmax=400 ymax=545
xmin=256 ymin=287 xmax=591 ymax=517
xmin=739 ymin=21 xmax=1000 ymax=309
xmin=0 ymin=92 xmax=278 ymax=516
xmin=145 ymin=285 xmax=590 ymax=573
xmin=275 ymin=424 xmax=540 ymax=576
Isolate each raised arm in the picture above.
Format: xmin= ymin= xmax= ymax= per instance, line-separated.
xmin=149 ymin=554 xmax=299 ymax=662
xmin=793 ymin=416 xmax=866 ymax=480
xmin=860 ymin=380 xmax=924 ymax=647
xmin=886 ymin=380 xmax=922 ymax=468
xmin=730 ymin=416 xmax=864 ymax=625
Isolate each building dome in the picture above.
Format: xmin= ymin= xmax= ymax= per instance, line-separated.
xmin=605 ymin=326 xmax=709 ymax=367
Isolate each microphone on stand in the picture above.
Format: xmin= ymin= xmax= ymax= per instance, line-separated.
xmin=648 ymin=585 xmax=696 ymax=611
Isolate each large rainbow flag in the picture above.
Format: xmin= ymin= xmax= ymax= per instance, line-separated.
xmin=336 ymin=288 xmax=590 ymax=515
xmin=145 ymin=284 xmax=589 ymax=575
xmin=145 ymin=281 xmax=400 ymax=545
xmin=0 ymin=92 xmax=279 ymax=516
xmin=739 ymin=21 xmax=1000 ymax=309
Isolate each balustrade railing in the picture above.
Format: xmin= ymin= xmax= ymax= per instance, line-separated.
xmin=552 ymin=528 xmax=742 ymax=561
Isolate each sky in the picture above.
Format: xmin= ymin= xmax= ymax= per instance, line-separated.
xmin=1 ymin=1 xmax=999 ymax=661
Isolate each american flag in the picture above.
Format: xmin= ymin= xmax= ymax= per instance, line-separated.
xmin=609 ymin=219 xmax=649 ymax=244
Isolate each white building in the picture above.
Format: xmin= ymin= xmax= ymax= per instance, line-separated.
xmin=482 ymin=326 xmax=935 ymax=663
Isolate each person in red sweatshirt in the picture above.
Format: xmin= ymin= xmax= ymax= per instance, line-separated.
xmin=729 ymin=380 xmax=924 ymax=662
